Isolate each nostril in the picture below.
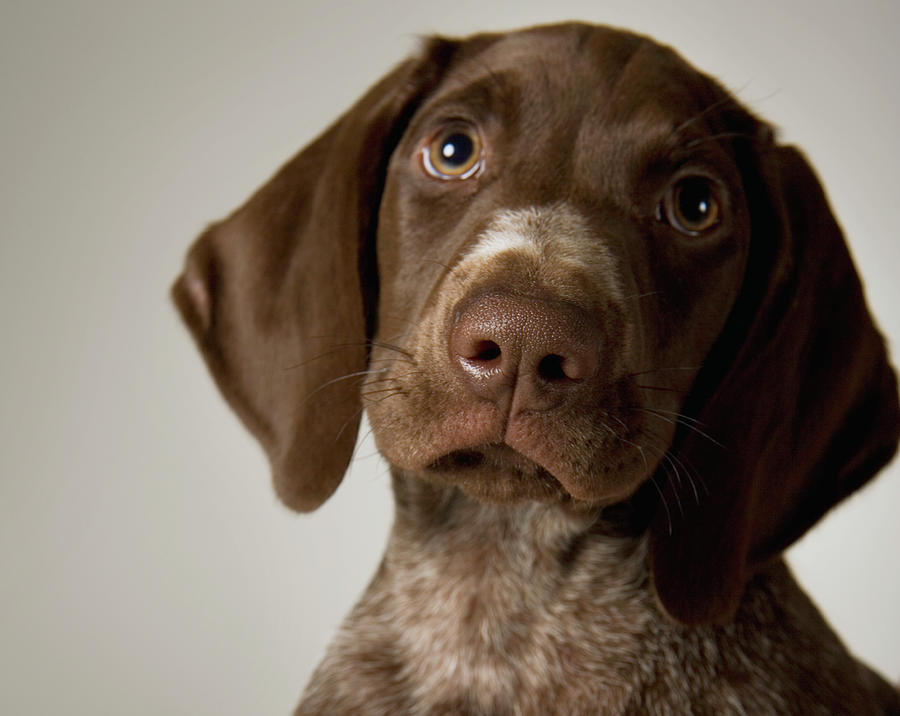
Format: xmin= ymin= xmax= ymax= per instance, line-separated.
xmin=537 ymin=354 xmax=568 ymax=382
xmin=472 ymin=340 xmax=501 ymax=362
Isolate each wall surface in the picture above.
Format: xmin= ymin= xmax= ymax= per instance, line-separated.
xmin=2 ymin=1 xmax=898 ymax=713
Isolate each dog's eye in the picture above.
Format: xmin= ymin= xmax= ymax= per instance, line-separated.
xmin=662 ymin=177 xmax=721 ymax=235
xmin=422 ymin=125 xmax=484 ymax=180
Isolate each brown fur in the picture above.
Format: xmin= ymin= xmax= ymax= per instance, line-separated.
xmin=173 ymin=23 xmax=900 ymax=714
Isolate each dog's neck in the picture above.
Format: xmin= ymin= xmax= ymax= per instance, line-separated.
xmin=388 ymin=469 xmax=650 ymax=582
xmin=378 ymin=471 xmax=656 ymax=709
xmin=299 ymin=471 xmax=887 ymax=714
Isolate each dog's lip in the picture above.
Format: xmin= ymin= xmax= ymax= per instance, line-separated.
xmin=427 ymin=443 xmax=546 ymax=477
xmin=425 ymin=443 xmax=573 ymax=502
xmin=424 ymin=439 xmax=640 ymax=505
xmin=378 ymin=395 xmax=647 ymax=504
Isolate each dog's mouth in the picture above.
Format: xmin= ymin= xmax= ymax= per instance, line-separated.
xmin=425 ymin=443 xmax=572 ymax=503
xmin=430 ymin=443 xmax=543 ymax=475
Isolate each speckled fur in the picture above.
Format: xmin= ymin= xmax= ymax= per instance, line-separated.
xmin=297 ymin=482 xmax=896 ymax=714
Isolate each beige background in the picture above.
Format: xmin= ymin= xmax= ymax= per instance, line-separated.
xmin=2 ymin=0 xmax=898 ymax=713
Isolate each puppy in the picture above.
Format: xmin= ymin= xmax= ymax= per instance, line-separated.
xmin=173 ymin=22 xmax=900 ymax=714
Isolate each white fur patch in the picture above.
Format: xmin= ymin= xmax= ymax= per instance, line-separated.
xmin=454 ymin=204 xmax=624 ymax=303
xmin=463 ymin=224 xmax=539 ymax=263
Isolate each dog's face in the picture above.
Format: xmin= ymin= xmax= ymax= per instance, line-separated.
xmin=368 ymin=29 xmax=751 ymax=506
xmin=173 ymin=23 xmax=898 ymax=624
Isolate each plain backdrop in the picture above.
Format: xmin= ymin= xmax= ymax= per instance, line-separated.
xmin=2 ymin=1 xmax=898 ymax=713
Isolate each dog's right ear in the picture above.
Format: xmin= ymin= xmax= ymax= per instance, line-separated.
xmin=172 ymin=39 xmax=459 ymax=511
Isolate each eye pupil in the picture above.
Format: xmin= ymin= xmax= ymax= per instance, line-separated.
xmin=440 ymin=133 xmax=473 ymax=165
xmin=665 ymin=176 xmax=721 ymax=234
xmin=424 ymin=126 xmax=483 ymax=179
xmin=678 ymin=180 xmax=711 ymax=223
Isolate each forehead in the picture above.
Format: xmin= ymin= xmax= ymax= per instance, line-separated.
xmin=426 ymin=25 xmax=732 ymax=148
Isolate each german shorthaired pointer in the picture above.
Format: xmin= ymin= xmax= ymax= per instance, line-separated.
xmin=173 ymin=22 xmax=900 ymax=714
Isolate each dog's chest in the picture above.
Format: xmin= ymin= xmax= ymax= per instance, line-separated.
xmin=376 ymin=510 xmax=654 ymax=712
xmin=302 ymin=497 xmax=857 ymax=715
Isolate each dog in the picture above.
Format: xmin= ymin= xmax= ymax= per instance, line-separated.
xmin=173 ymin=22 xmax=900 ymax=714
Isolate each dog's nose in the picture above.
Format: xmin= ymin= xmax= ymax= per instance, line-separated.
xmin=449 ymin=291 xmax=600 ymax=410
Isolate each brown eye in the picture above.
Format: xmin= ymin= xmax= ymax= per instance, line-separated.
xmin=422 ymin=125 xmax=483 ymax=179
xmin=663 ymin=176 xmax=721 ymax=235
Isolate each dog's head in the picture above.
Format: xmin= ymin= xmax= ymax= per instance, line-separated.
xmin=172 ymin=23 xmax=899 ymax=625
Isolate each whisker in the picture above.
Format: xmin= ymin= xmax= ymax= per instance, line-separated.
xmin=367 ymin=340 xmax=414 ymax=360
xmin=668 ymin=451 xmax=702 ymax=504
xmin=627 ymin=366 xmax=700 ymax=378
xmin=334 ymin=405 xmax=382 ymax=444
xmin=283 ymin=346 xmax=360 ymax=371
xmin=623 ymin=428 xmax=686 ymax=518
xmin=421 ymin=258 xmax=454 ymax=272
xmin=367 ymin=357 xmax=407 ymax=367
xmin=359 ymin=378 xmax=396 ymax=389
xmin=648 ymin=475 xmax=673 ymax=537
xmin=593 ymin=412 xmax=691 ymax=529
xmin=632 ymin=406 xmax=725 ymax=449
xmin=639 ymin=407 xmax=707 ymax=427
xmin=667 ymin=447 xmax=709 ymax=499
xmin=362 ymin=390 xmax=407 ymax=406
xmin=643 ymin=425 xmax=708 ymax=504
xmin=348 ymin=425 xmax=380 ymax=466
xmin=622 ymin=290 xmax=661 ymax=302
xmin=599 ymin=409 xmax=626 ymax=431
xmin=597 ymin=420 xmax=649 ymax=484
xmin=302 ymin=368 xmax=387 ymax=402
xmin=283 ymin=338 xmax=413 ymax=371
xmin=634 ymin=384 xmax=686 ymax=394
xmin=685 ymin=131 xmax=756 ymax=149
xmin=364 ymin=368 xmax=425 ymax=388
xmin=375 ymin=313 xmax=419 ymax=328
xmin=659 ymin=454 xmax=685 ymax=517
xmin=360 ymin=385 xmax=405 ymax=397
xmin=669 ymin=93 xmax=742 ymax=140
xmin=334 ymin=403 xmax=369 ymax=444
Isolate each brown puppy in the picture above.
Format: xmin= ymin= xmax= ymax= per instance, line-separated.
xmin=173 ymin=22 xmax=900 ymax=714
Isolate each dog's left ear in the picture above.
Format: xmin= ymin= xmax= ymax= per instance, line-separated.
xmin=650 ymin=139 xmax=900 ymax=625
xmin=172 ymin=40 xmax=458 ymax=511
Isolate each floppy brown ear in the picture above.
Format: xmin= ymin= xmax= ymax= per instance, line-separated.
xmin=649 ymin=142 xmax=900 ymax=625
xmin=172 ymin=40 xmax=457 ymax=511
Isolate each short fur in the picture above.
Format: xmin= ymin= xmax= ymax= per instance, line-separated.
xmin=173 ymin=23 xmax=900 ymax=714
